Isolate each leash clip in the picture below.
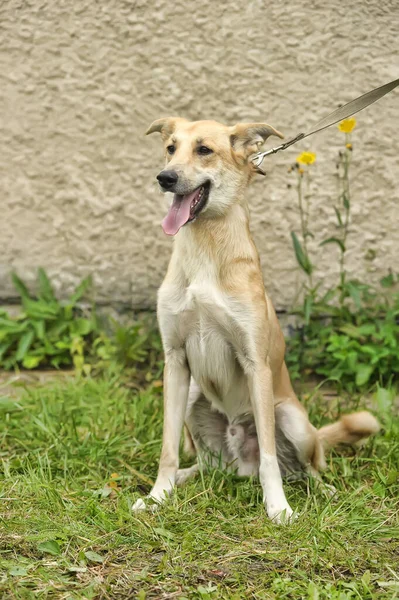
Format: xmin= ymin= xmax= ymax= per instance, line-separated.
xmin=251 ymin=133 xmax=306 ymax=172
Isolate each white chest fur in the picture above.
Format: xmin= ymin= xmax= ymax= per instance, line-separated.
xmin=158 ymin=276 xmax=253 ymax=420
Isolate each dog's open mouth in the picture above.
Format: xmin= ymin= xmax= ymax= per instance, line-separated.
xmin=162 ymin=181 xmax=210 ymax=236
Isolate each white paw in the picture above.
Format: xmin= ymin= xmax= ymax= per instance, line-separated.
xmin=132 ymin=498 xmax=147 ymax=512
xmin=175 ymin=465 xmax=199 ymax=486
xmin=175 ymin=469 xmax=190 ymax=486
xmin=132 ymin=497 xmax=160 ymax=513
xmin=267 ymin=502 xmax=295 ymax=525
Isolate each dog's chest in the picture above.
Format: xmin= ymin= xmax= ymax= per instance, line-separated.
xmin=181 ymin=282 xmax=251 ymax=417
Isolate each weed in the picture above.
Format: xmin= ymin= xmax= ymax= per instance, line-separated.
xmin=0 ymin=270 xmax=164 ymax=383
xmin=0 ymin=269 xmax=95 ymax=371
xmin=287 ymin=120 xmax=399 ymax=390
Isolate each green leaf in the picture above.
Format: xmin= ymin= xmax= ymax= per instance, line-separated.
xmin=339 ymin=324 xmax=373 ymax=339
xmin=48 ymin=320 xmax=70 ymax=338
xmin=0 ymin=317 xmax=28 ymax=334
xmin=9 ymin=566 xmax=29 ymax=576
xmin=84 ymin=550 xmax=104 ymax=563
xmin=197 ymin=585 xmax=218 ymax=598
xmin=386 ymin=470 xmax=399 ymax=486
xmin=357 ymin=324 xmax=377 ymax=336
xmin=321 ymin=288 xmax=338 ymax=304
xmin=22 ymin=298 xmax=59 ymax=320
xmin=361 ymin=570 xmax=371 ymax=589
xmin=15 ymin=330 xmax=35 ymax=362
xmin=304 ymin=295 xmax=313 ymax=325
xmin=22 ymin=355 xmax=43 ymax=369
xmin=334 ymin=206 xmax=343 ymax=226
xmin=374 ymin=386 xmax=394 ymax=413
xmin=37 ymin=540 xmax=61 ymax=556
xmin=70 ymin=318 xmax=93 ymax=336
xmin=154 ymin=527 xmax=175 ymax=540
xmin=0 ymin=341 xmax=13 ymax=360
xmin=343 ymin=193 xmax=350 ymax=210
xmin=304 ymin=231 xmax=315 ymax=239
xmin=38 ymin=268 xmax=56 ymax=302
xmin=11 ymin=272 xmax=32 ymax=301
xmin=380 ymin=272 xmax=395 ymax=288
xmin=68 ymin=276 xmax=93 ymax=305
xmin=0 ymin=397 xmax=21 ymax=412
xmin=355 ymin=364 xmax=373 ymax=387
xmin=347 ymin=351 xmax=358 ymax=371
xmin=320 ymin=237 xmax=345 ymax=252
xmin=308 ymin=581 xmax=320 ymax=600
xmin=346 ymin=281 xmax=362 ymax=309
xmin=32 ymin=320 xmax=45 ymax=340
xmin=290 ymin=232 xmax=312 ymax=275
xmin=93 ymin=484 xmax=113 ymax=499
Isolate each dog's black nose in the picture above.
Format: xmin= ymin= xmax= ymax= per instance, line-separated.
xmin=157 ymin=170 xmax=178 ymax=190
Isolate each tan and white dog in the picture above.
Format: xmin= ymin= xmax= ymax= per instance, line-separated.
xmin=133 ymin=117 xmax=380 ymax=523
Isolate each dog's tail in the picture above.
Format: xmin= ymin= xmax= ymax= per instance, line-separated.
xmin=318 ymin=411 xmax=380 ymax=449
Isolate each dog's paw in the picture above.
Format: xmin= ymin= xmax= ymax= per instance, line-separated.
xmin=132 ymin=498 xmax=147 ymax=512
xmin=267 ymin=502 xmax=295 ymax=525
xmin=175 ymin=464 xmax=199 ymax=487
xmin=132 ymin=497 xmax=160 ymax=513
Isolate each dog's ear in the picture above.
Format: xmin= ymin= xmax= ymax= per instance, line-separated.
xmin=146 ymin=117 xmax=182 ymax=140
xmin=230 ymin=123 xmax=284 ymax=155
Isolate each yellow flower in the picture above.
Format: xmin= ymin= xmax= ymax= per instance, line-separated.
xmin=338 ymin=117 xmax=356 ymax=133
xmin=346 ymin=143 xmax=353 ymax=150
xmin=296 ymin=151 xmax=316 ymax=165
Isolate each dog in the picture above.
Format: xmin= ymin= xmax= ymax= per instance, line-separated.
xmin=133 ymin=117 xmax=380 ymax=523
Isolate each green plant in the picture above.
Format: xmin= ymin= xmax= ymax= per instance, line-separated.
xmin=91 ymin=316 xmax=164 ymax=383
xmin=0 ymin=268 xmax=164 ymax=379
xmin=288 ymin=119 xmax=399 ymax=390
xmin=286 ymin=274 xmax=399 ymax=389
xmin=0 ymin=269 xmax=96 ymax=371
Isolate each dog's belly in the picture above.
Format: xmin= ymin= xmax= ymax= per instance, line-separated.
xmin=185 ymin=325 xmax=251 ymax=419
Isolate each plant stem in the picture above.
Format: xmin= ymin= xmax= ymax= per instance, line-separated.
xmin=297 ymin=172 xmax=313 ymax=289
xmin=339 ymin=134 xmax=352 ymax=305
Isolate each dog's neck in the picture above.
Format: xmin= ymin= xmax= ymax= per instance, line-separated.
xmin=172 ymin=198 xmax=261 ymax=283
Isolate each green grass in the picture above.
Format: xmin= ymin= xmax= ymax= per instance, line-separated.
xmin=0 ymin=371 xmax=398 ymax=599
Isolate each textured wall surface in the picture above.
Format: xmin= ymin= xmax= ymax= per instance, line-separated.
xmin=0 ymin=0 xmax=398 ymax=310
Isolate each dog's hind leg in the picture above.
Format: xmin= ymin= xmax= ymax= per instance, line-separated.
xmin=175 ymin=463 xmax=200 ymax=486
xmin=274 ymin=400 xmax=338 ymax=494
xmin=185 ymin=381 xmax=233 ymax=470
xmin=274 ymin=401 xmax=322 ymax=473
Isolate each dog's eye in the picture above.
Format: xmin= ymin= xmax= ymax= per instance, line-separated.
xmin=198 ymin=146 xmax=213 ymax=156
xmin=166 ymin=145 xmax=175 ymax=155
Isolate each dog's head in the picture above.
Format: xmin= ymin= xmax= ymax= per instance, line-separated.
xmin=146 ymin=118 xmax=283 ymax=235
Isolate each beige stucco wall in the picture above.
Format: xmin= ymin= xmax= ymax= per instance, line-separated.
xmin=1 ymin=0 xmax=398 ymax=311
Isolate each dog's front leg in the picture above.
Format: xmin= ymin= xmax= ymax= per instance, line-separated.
xmin=133 ymin=348 xmax=190 ymax=511
xmin=248 ymin=360 xmax=294 ymax=524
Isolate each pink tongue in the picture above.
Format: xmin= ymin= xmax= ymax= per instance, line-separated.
xmin=162 ymin=190 xmax=198 ymax=236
